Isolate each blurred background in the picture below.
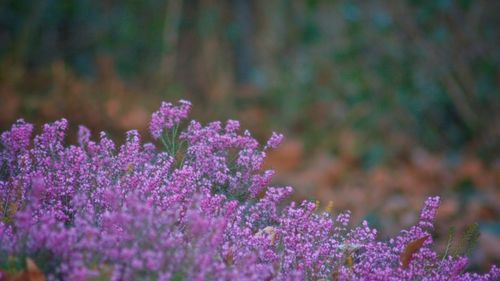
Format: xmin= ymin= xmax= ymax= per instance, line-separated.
xmin=1 ymin=0 xmax=499 ymax=271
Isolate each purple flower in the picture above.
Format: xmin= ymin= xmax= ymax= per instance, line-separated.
xmin=149 ymin=100 xmax=191 ymax=139
xmin=0 ymin=100 xmax=497 ymax=280
xmin=265 ymin=132 xmax=284 ymax=149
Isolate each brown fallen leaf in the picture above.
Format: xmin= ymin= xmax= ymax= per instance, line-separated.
xmin=26 ymin=258 xmax=45 ymax=281
xmin=331 ymin=266 xmax=340 ymax=281
xmin=255 ymin=226 xmax=277 ymax=245
xmin=400 ymin=235 xmax=429 ymax=269
xmin=223 ymin=250 xmax=234 ymax=266
xmin=346 ymin=254 xmax=353 ymax=268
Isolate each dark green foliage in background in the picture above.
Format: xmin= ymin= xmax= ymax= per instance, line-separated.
xmin=0 ymin=0 xmax=167 ymax=76
xmin=1 ymin=0 xmax=499 ymax=159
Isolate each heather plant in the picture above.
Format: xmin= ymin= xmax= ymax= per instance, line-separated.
xmin=0 ymin=100 xmax=498 ymax=281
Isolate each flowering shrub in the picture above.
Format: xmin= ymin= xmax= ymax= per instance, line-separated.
xmin=0 ymin=100 xmax=498 ymax=280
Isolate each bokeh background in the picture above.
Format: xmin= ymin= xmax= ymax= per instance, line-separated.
xmin=1 ymin=0 xmax=499 ymax=272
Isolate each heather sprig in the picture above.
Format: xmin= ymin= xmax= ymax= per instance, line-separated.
xmin=0 ymin=100 xmax=498 ymax=280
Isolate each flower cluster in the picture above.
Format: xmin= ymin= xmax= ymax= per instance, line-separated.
xmin=0 ymin=101 xmax=498 ymax=280
xmin=149 ymin=100 xmax=191 ymax=140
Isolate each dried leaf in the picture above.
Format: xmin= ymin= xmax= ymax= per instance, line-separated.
xmin=255 ymin=226 xmax=277 ymax=245
xmin=127 ymin=163 xmax=135 ymax=174
xmin=331 ymin=269 xmax=339 ymax=281
xmin=346 ymin=254 xmax=353 ymax=268
xmin=26 ymin=258 xmax=45 ymax=281
xmin=324 ymin=201 xmax=334 ymax=213
xmin=223 ymin=250 xmax=234 ymax=266
xmin=400 ymin=235 xmax=429 ymax=269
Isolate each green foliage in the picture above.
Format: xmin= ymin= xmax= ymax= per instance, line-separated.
xmin=1 ymin=0 xmax=498 ymax=157
xmin=0 ymin=254 xmax=24 ymax=274
xmin=459 ymin=223 xmax=481 ymax=258
xmin=440 ymin=223 xmax=481 ymax=260
xmin=442 ymin=226 xmax=455 ymax=261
